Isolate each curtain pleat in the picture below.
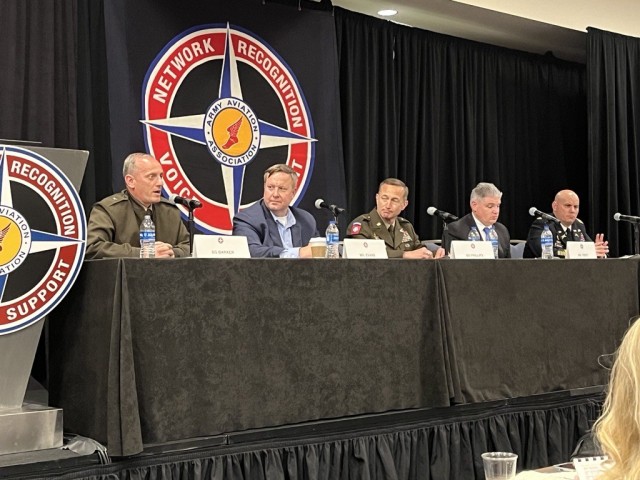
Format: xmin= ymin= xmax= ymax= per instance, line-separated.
xmin=587 ymin=28 xmax=640 ymax=257
xmin=50 ymin=397 xmax=598 ymax=480
xmin=336 ymin=8 xmax=587 ymax=242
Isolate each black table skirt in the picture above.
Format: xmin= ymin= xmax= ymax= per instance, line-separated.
xmin=48 ymin=258 xmax=639 ymax=456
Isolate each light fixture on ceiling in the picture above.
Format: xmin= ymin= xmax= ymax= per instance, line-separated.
xmin=377 ymin=9 xmax=398 ymax=17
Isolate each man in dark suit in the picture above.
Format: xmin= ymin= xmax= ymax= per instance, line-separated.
xmin=523 ymin=189 xmax=609 ymax=258
xmin=232 ymin=164 xmax=318 ymax=258
xmin=443 ymin=182 xmax=511 ymax=258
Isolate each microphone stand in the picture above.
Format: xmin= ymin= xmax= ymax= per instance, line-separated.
xmin=330 ymin=207 xmax=344 ymax=225
xmin=188 ymin=206 xmax=196 ymax=256
xmin=635 ymin=224 xmax=640 ymax=255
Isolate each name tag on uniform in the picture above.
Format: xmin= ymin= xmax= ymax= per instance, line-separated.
xmin=192 ymin=234 xmax=250 ymax=258
xmin=342 ymin=239 xmax=388 ymax=259
xmin=449 ymin=241 xmax=494 ymax=259
xmin=565 ymin=241 xmax=596 ymax=259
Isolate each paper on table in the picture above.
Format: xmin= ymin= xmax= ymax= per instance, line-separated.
xmin=573 ymin=456 xmax=607 ymax=480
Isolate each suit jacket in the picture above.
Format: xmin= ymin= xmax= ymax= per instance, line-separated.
xmin=232 ymin=200 xmax=318 ymax=258
xmin=443 ymin=213 xmax=511 ymax=258
xmin=523 ymin=218 xmax=592 ymax=258
xmin=346 ymin=208 xmax=423 ymax=259
xmin=85 ymin=190 xmax=190 ymax=259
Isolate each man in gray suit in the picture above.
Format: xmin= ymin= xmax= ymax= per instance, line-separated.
xmin=443 ymin=182 xmax=511 ymax=258
xmin=232 ymin=164 xmax=318 ymax=258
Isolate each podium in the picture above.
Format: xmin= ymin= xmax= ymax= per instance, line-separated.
xmin=0 ymin=145 xmax=88 ymax=455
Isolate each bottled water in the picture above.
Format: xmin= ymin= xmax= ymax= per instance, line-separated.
xmin=139 ymin=213 xmax=156 ymax=258
xmin=488 ymin=227 xmax=499 ymax=259
xmin=325 ymin=220 xmax=340 ymax=258
xmin=540 ymin=223 xmax=554 ymax=259
xmin=467 ymin=226 xmax=481 ymax=241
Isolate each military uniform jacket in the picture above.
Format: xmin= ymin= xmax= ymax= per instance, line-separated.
xmin=523 ymin=218 xmax=592 ymax=258
xmin=346 ymin=208 xmax=422 ymax=258
xmin=85 ymin=190 xmax=190 ymax=259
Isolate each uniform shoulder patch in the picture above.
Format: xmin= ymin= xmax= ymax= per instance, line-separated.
xmin=349 ymin=222 xmax=362 ymax=235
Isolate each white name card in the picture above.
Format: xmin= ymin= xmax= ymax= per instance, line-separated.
xmin=565 ymin=241 xmax=596 ymax=259
xmin=192 ymin=234 xmax=250 ymax=258
xmin=342 ymin=239 xmax=388 ymax=259
xmin=449 ymin=240 xmax=494 ymax=259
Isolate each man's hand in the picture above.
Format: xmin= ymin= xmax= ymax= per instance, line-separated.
xmin=402 ymin=247 xmax=434 ymax=259
xmin=155 ymin=241 xmax=175 ymax=258
xmin=594 ymin=233 xmax=609 ymax=258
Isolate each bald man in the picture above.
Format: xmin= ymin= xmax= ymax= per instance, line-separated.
xmin=523 ymin=189 xmax=608 ymax=258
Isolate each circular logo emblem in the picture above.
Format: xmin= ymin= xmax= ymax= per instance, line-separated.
xmin=142 ymin=24 xmax=316 ymax=234
xmin=204 ymin=98 xmax=261 ymax=166
xmin=0 ymin=146 xmax=86 ymax=335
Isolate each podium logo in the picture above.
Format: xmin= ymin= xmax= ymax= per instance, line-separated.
xmin=142 ymin=24 xmax=316 ymax=234
xmin=0 ymin=146 xmax=86 ymax=335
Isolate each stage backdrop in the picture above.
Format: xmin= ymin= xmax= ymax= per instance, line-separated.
xmin=103 ymin=0 xmax=345 ymax=234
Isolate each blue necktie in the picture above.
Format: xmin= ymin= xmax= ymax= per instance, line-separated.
xmin=483 ymin=227 xmax=492 ymax=242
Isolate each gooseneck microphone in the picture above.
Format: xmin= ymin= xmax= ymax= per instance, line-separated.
xmin=426 ymin=206 xmax=458 ymax=222
xmin=614 ymin=212 xmax=640 ymax=224
xmin=168 ymin=193 xmax=202 ymax=209
xmin=315 ymin=199 xmax=345 ymax=215
xmin=529 ymin=207 xmax=560 ymax=224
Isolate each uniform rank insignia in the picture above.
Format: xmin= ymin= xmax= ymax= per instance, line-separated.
xmin=350 ymin=222 xmax=362 ymax=235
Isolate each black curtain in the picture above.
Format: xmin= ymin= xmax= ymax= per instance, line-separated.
xmin=336 ymin=8 xmax=588 ymax=242
xmin=587 ymin=28 xmax=640 ymax=257
xmin=0 ymin=0 xmax=112 ymax=209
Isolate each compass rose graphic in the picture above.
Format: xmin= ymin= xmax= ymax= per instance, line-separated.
xmin=142 ymin=24 xmax=316 ymax=234
xmin=0 ymin=146 xmax=86 ymax=334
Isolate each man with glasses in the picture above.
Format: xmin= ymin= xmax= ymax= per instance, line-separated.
xmin=442 ymin=182 xmax=511 ymax=258
xmin=232 ymin=163 xmax=318 ymax=258
xmin=346 ymin=178 xmax=442 ymax=259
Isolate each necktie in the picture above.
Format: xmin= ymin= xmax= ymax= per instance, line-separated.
xmin=483 ymin=227 xmax=492 ymax=242
xmin=566 ymin=228 xmax=571 ymax=240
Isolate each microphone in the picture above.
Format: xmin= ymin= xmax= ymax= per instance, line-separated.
xmin=614 ymin=212 xmax=640 ymax=224
xmin=315 ymin=198 xmax=345 ymax=215
xmin=168 ymin=193 xmax=202 ymax=209
xmin=529 ymin=207 xmax=560 ymax=224
xmin=427 ymin=206 xmax=458 ymax=223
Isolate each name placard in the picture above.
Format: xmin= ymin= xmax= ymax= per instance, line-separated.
xmin=342 ymin=239 xmax=388 ymax=259
xmin=192 ymin=235 xmax=250 ymax=258
xmin=565 ymin=241 xmax=597 ymax=259
xmin=449 ymin=240 xmax=494 ymax=259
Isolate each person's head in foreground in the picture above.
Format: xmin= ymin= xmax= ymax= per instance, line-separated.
xmin=593 ymin=317 xmax=640 ymax=480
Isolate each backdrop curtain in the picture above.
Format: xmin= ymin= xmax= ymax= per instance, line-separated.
xmin=336 ymin=8 xmax=588 ymax=242
xmin=0 ymin=0 xmax=112 ymax=209
xmin=587 ymin=28 xmax=640 ymax=257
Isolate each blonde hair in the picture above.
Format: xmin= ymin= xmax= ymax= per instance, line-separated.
xmin=263 ymin=164 xmax=298 ymax=188
xmin=593 ymin=317 xmax=640 ymax=480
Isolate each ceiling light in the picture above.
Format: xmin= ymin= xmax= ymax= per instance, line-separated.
xmin=377 ymin=9 xmax=398 ymax=17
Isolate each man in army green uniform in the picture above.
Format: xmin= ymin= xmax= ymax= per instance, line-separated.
xmin=347 ymin=178 xmax=444 ymax=259
xmin=85 ymin=152 xmax=190 ymax=259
